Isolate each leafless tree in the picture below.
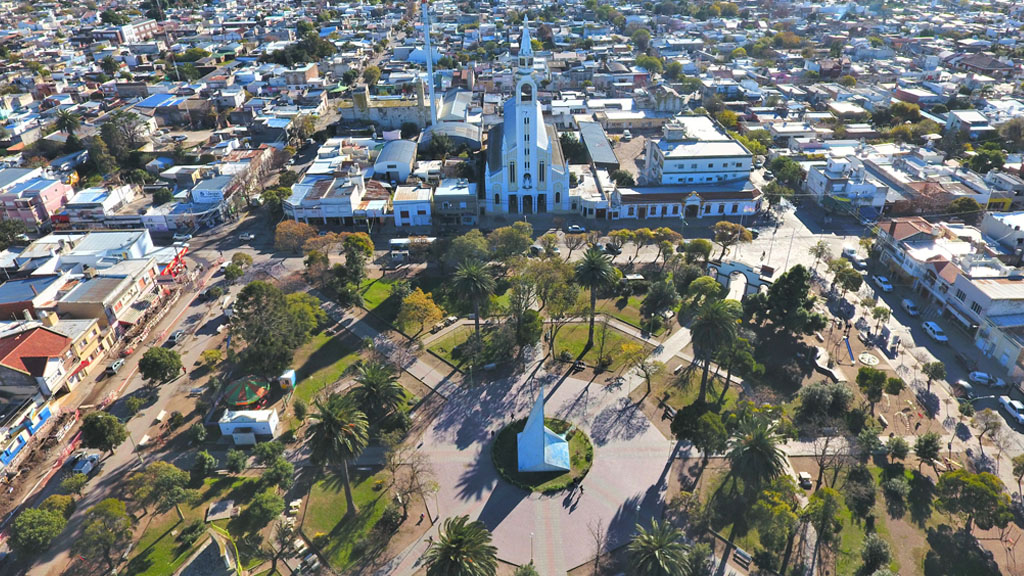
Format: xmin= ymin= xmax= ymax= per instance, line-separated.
xmin=384 ymin=436 xmax=436 ymax=520
xmin=588 ymin=518 xmax=609 ymax=573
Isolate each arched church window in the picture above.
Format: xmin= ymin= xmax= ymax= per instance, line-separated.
xmin=520 ymin=83 xmax=533 ymax=102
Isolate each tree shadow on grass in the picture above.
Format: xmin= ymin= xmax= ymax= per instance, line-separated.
xmin=295 ymin=334 xmax=361 ymax=382
xmin=908 ymin=470 xmax=935 ymax=527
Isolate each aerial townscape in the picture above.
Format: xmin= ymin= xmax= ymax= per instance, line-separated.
xmin=4 ymin=1 xmax=1024 ymax=576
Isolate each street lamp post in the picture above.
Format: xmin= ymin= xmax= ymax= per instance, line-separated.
xmin=530 ymin=532 xmax=534 ymax=563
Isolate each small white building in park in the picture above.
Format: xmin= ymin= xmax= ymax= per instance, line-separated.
xmin=517 ymin=386 xmax=570 ymax=473
xmin=218 ymin=409 xmax=280 ymax=445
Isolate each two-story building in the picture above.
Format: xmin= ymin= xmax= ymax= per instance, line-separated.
xmin=0 ymin=168 xmax=73 ymax=231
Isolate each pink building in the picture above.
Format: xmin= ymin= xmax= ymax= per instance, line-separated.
xmin=0 ymin=168 xmax=72 ymax=231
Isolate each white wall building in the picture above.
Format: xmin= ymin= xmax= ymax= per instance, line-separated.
xmin=218 ymin=409 xmax=279 ymax=444
xmin=641 ymin=116 xmax=752 ymax=186
xmin=392 ymin=185 xmax=432 ymax=227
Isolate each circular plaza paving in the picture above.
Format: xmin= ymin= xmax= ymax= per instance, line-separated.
xmin=418 ymin=366 xmax=674 ymax=575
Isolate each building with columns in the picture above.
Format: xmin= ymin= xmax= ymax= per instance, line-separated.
xmin=485 ymin=19 xmax=570 ymax=215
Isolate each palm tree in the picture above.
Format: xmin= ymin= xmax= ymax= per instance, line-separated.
xmin=423 ymin=515 xmax=498 ymax=576
xmin=306 ymin=393 xmax=369 ymax=518
xmin=574 ymin=247 xmax=617 ymax=348
xmin=727 ymin=416 xmax=787 ymax=495
xmin=351 ymin=360 xmax=405 ymax=421
xmin=690 ymin=299 xmax=741 ymax=404
xmin=453 ymin=260 xmax=495 ymax=343
xmin=627 ymin=519 xmax=689 ymax=576
xmin=55 ymin=109 xmax=80 ymax=136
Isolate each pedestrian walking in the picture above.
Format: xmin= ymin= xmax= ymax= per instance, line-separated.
xmin=418 ymin=513 xmax=425 ymax=525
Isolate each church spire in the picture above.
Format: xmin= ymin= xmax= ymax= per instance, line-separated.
xmin=519 ymin=16 xmax=533 ymax=57
xmin=517 ymin=17 xmax=534 ymax=75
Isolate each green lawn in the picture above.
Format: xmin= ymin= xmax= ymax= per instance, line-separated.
xmin=360 ymin=275 xmax=446 ymax=327
xmin=596 ymin=297 xmax=668 ymax=336
xmin=292 ymin=333 xmax=363 ymax=403
xmin=302 ymin=470 xmax=389 ymax=571
xmin=656 ymin=369 xmax=741 ymax=412
xmin=127 ymin=477 xmax=256 ymax=576
xmin=835 ymin=469 xmax=892 ymax=573
xmin=428 ymin=326 xmax=473 ymax=365
xmin=552 ymin=323 xmax=649 ymax=372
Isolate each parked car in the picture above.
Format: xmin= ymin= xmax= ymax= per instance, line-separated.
xmin=901 ymin=299 xmax=920 ymax=316
xmin=872 ymin=275 xmax=894 ymax=292
xmin=565 ymin=225 xmax=586 ymax=234
xmin=172 ymin=232 xmax=192 ymax=242
xmin=922 ymin=321 xmax=948 ymax=342
xmin=239 ymin=232 xmax=255 ymax=241
xmin=968 ymin=371 xmax=1008 ymax=389
xmin=999 ymin=395 xmax=1024 ymax=425
xmin=105 ymin=359 xmax=125 ymax=375
xmin=72 ymin=452 xmax=100 ymax=476
xmin=952 ymin=380 xmax=976 ymax=400
xmin=168 ymin=330 xmax=186 ymax=345
xmin=797 ymin=471 xmax=813 ymax=489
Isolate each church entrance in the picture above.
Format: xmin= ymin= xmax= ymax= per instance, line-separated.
xmin=523 ymin=195 xmax=534 ymax=214
xmin=685 ymin=204 xmax=699 ymax=218
xmin=508 ymin=195 xmax=518 ymax=213
xmin=537 ymin=194 xmax=546 ymax=213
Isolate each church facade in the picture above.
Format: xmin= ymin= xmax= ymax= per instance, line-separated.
xmin=485 ymin=20 xmax=570 ymax=214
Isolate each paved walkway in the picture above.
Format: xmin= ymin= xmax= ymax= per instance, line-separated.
xmin=378 ymin=364 xmax=673 ymax=576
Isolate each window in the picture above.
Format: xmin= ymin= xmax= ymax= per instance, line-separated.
xmin=417 ymin=209 xmax=427 ymax=215
xmin=628 ymin=207 xmax=635 ymax=216
xmin=708 ymin=163 xmax=713 ymax=168
xmin=494 ymin=194 xmax=500 ymax=205
xmin=509 ymin=162 xmax=516 ymax=184
xmin=539 ymin=162 xmax=545 ymax=183
xmin=971 ymin=301 xmax=983 ymax=314
xmin=731 ymin=203 xmax=738 ymax=213
xmin=691 ymin=163 xmax=696 ymax=169
xmin=672 ymin=205 xmax=679 ymax=215
xmin=520 ymin=83 xmax=533 ymax=102
xmin=704 ymin=205 xmax=711 ymax=214
xmin=717 ymin=204 xmax=724 ymax=214
xmin=554 ymin=192 xmax=560 ymax=203
xmin=400 ymin=211 xmax=410 ymax=219
xmin=956 ymin=289 xmax=966 ymax=301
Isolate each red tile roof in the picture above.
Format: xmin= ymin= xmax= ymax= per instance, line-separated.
xmin=0 ymin=327 xmax=71 ymax=376
xmin=879 ymin=216 xmax=933 ymax=242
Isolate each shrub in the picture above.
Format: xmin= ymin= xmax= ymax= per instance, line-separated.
xmin=378 ymin=505 xmax=403 ymax=533
xmin=293 ymin=398 xmax=308 ymax=420
xmin=178 ymin=520 xmax=205 ymax=546
xmin=168 ymin=411 xmax=186 ymax=429
xmin=190 ymin=422 xmax=207 ymax=444
xmin=125 ymin=396 xmax=145 ymax=417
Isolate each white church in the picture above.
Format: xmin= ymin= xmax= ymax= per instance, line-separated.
xmin=485 ymin=19 xmax=571 ymax=214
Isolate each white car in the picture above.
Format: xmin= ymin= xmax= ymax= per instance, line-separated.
xmin=969 ymin=371 xmax=1008 ymax=389
xmin=922 ymin=321 xmax=948 ymax=342
xmin=999 ymin=395 xmax=1024 ymax=425
xmin=239 ymin=232 xmax=255 ymax=241
xmin=173 ymin=232 xmax=192 ymax=242
xmin=72 ymin=452 xmax=99 ymax=476
xmin=901 ymin=298 xmax=920 ymax=316
xmin=872 ymin=275 xmax=894 ymax=292
xmin=565 ymin=225 xmax=586 ymax=234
